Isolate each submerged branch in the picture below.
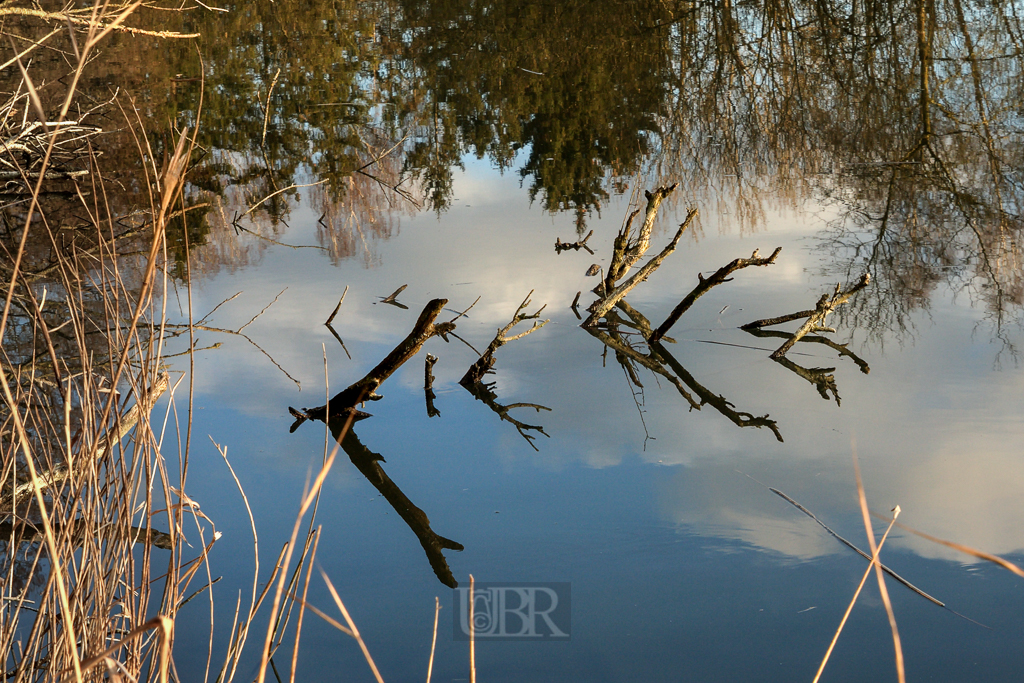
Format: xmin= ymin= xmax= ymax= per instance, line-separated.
xmin=649 ymin=246 xmax=782 ymax=343
xmin=584 ymin=208 xmax=698 ymax=327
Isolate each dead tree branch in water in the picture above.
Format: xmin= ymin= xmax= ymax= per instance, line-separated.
xmin=583 ymin=208 xmax=698 ymax=327
xmin=648 ymin=247 xmax=782 ymax=343
xmin=604 ymin=184 xmax=678 ymax=292
xmin=379 ymin=284 xmax=408 ymax=307
xmin=461 ymin=291 xmax=548 ymax=385
xmin=744 ymin=327 xmax=870 ymax=374
xmin=458 ymin=293 xmax=552 ymax=448
xmin=424 ymin=354 xmax=440 ymax=418
xmin=555 ymin=229 xmax=594 ymax=254
xmin=584 ymin=319 xmax=783 ymax=441
xmin=743 ymin=274 xmax=871 ymax=359
xmin=292 ymin=299 xmax=455 ymax=427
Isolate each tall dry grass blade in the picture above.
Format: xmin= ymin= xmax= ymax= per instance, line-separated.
xmin=853 ymin=452 xmax=905 ymax=683
xmin=426 ymin=597 xmax=440 ymax=683
xmin=321 ymin=570 xmax=386 ymax=683
xmin=469 ymin=574 xmax=476 ymax=683
xmin=289 ymin=528 xmax=321 ymax=683
xmin=871 ymin=512 xmax=1024 ymax=579
xmin=812 ymin=501 xmax=900 ymax=683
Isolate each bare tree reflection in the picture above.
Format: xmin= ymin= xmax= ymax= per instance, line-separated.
xmin=326 ymin=416 xmax=464 ymax=588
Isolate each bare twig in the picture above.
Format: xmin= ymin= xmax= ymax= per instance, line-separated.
xmin=767 ymin=274 xmax=871 ymax=359
xmin=649 ymin=246 xmax=782 ymax=343
xmin=583 ymin=209 xmax=698 ymax=327
xmin=325 ymin=285 xmax=348 ymax=326
xmin=461 ymin=291 xmax=548 ymax=384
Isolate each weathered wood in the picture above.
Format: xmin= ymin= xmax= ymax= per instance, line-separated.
xmin=295 ymin=299 xmax=454 ymax=424
xmin=740 ymin=308 xmax=816 ymax=330
xmin=770 ymin=274 xmax=870 ymax=359
xmin=424 ymin=354 xmax=440 ymax=418
xmin=648 ymin=246 xmax=782 ymax=343
xmin=461 ymin=292 xmax=548 ymax=385
xmin=604 ymin=184 xmax=679 ymax=292
xmin=583 ymin=208 xmax=698 ymax=328
xmin=555 ymin=229 xmax=594 ymax=253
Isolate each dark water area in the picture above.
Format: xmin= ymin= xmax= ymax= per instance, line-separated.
xmin=5 ymin=1 xmax=1024 ymax=680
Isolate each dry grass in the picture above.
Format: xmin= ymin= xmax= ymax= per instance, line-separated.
xmin=2 ymin=12 xmax=468 ymax=680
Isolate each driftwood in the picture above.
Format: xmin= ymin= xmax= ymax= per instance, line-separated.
xmin=292 ymin=299 xmax=455 ymax=426
xmin=584 ymin=319 xmax=783 ymax=441
xmin=745 ymin=274 xmax=871 ymax=359
xmin=461 ymin=292 xmax=548 ymax=385
xmin=740 ymin=309 xmax=816 ymax=331
xmin=648 ymin=247 xmax=782 ymax=343
xmin=378 ymin=284 xmax=409 ymax=309
xmin=328 ymin=419 xmax=463 ymax=588
xmin=604 ymin=184 xmax=678 ymax=292
xmin=555 ymin=230 xmax=594 ymax=254
xmin=424 ymin=354 xmax=440 ymax=418
xmin=744 ymin=327 xmax=870 ymax=374
xmin=583 ymin=208 xmax=698 ymax=328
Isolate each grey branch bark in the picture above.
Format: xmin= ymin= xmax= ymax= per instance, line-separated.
xmin=648 ymin=246 xmax=782 ymax=343
xmin=770 ymin=274 xmax=871 ymax=359
xmin=605 ymin=184 xmax=679 ymax=291
xmin=461 ymin=291 xmax=548 ymax=384
xmin=583 ymin=208 xmax=698 ymax=328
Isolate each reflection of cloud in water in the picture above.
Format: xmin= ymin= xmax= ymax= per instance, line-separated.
xmin=655 ymin=464 xmax=845 ymax=561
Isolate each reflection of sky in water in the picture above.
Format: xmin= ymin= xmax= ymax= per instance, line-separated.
xmin=165 ymin=156 xmax=1024 ymax=681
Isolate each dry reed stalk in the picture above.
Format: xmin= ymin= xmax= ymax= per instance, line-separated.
xmin=811 ymin=505 xmax=900 ymax=683
xmin=0 ymin=5 xmax=214 ymax=681
xmin=426 ymin=597 xmax=440 ymax=683
xmin=853 ymin=452 xmax=905 ymax=683
xmin=469 ymin=574 xmax=476 ymax=683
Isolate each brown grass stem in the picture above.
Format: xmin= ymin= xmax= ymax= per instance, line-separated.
xmin=812 ymin=499 xmax=900 ymax=683
xmin=426 ymin=597 xmax=440 ymax=683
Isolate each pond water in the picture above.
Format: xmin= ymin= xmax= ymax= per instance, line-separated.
xmin=9 ymin=0 xmax=1024 ymax=680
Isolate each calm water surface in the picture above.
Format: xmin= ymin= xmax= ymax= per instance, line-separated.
xmin=49 ymin=1 xmax=1024 ymax=680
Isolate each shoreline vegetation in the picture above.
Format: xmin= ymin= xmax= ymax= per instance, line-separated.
xmin=0 ymin=4 xmax=387 ymax=681
xmin=3 ymin=1 xmax=1024 ymax=682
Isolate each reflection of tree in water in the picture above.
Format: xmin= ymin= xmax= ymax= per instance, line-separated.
xmin=394 ymin=0 xmax=671 ymax=225
xmin=20 ymin=0 xmax=1023 ymax=340
xmin=650 ymin=0 xmax=1024 ymax=349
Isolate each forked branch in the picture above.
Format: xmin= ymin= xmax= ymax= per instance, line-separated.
xmin=605 ymin=184 xmax=678 ymax=291
xmin=461 ymin=292 xmax=549 ymax=385
xmin=583 ymin=208 xmax=698 ymax=328
xmin=648 ymin=246 xmax=782 ymax=343
xmin=763 ymin=274 xmax=871 ymax=359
